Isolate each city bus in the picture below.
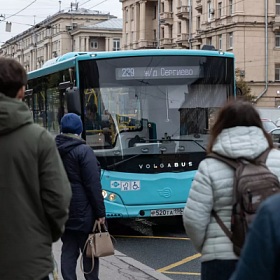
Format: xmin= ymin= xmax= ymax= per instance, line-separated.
xmin=25 ymin=48 xmax=236 ymax=219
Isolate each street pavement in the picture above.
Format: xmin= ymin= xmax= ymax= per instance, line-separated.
xmin=53 ymin=217 xmax=201 ymax=280
xmin=53 ymin=240 xmax=172 ymax=280
xmin=110 ymin=217 xmax=201 ymax=280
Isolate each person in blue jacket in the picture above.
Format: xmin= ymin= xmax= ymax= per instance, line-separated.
xmin=230 ymin=193 xmax=280 ymax=280
xmin=55 ymin=113 xmax=106 ymax=280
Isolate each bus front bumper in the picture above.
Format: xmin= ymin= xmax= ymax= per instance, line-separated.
xmin=104 ymin=200 xmax=186 ymax=218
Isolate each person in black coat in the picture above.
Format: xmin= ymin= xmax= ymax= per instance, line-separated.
xmin=55 ymin=113 xmax=106 ymax=280
xmin=230 ymin=193 xmax=280 ymax=280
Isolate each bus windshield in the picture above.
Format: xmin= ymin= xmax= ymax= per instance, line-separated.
xmin=79 ymin=55 xmax=234 ymax=159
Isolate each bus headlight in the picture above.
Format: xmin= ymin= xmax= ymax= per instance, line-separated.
xmin=109 ymin=193 xmax=116 ymax=201
xmin=102 ymin=190 xmax=108 ymax=198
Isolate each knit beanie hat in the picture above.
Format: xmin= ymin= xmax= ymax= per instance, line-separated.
xmin=61 ymin=113 xmax=83 ymax=135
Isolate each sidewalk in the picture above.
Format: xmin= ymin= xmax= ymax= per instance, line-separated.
xmin=53 ymin=241 xmax=172 ymax=280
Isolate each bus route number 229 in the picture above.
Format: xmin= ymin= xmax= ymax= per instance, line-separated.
xmin=122 ymin=68 xmax=135 ymax=77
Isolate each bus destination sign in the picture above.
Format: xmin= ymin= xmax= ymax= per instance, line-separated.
xmin=115 ymin=66 xmax=201 ymax=80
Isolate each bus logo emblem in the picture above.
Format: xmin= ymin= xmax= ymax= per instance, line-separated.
xmin=158 ymin=188 xmax=172 ymax=198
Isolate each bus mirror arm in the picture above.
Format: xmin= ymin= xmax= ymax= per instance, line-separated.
xmin=69 ymin=68 xmax=74 ymax=89
xmin=66 ymin=87 xmax=81 ymax=115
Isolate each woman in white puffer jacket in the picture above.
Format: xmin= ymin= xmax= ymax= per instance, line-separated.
xmin=183 ymin=100 xmax=280 ymax=280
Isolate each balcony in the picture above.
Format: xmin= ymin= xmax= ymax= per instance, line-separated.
xmin=160 ymin=12 xmax=173 ymax=25
xmin=273 ymin=16 xmax=280 ymax=32
xmin=176 ymin=34 xmax=189 ymax=47
xmin=138 ymin=40 xmax=158 ymax=49
xmin=195 ymin=0 xmax=202 ymax=11
xmin=160 ymin=38 xmax=172 ymax=47
xmin=176 ymin=6 xmax=190 ymax=19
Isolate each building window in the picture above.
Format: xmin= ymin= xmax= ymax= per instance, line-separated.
xmin=276 ymin=64 xmax=280 ymax=81
xmin=229 ymin=0 xmax=233 ymax=15
xmin=154 ymin=30 xmax=157 ymax=40
xmin=90 ymin=39 xmax=98 ymax=49
xmin=179 ymin=22 xmax=182 ymax=34
xmin=162 ymin=28 xmax=165 ymax=39
xmin=132 ymin=7 xmax=134 ymax=20
xmin=126 ymin=33 xmax=129 ymax=44
xmin=197 ymin=17 xmax=201 ymax=30
xmin=113 ymin=39 xmax=120 ymax=51
xmin=207 ymin=37 xmax=212 ymax=45
xmin=219 ymin=35 xmax=222 ymax=50
xmin=208 ymin=1 xmax=212 ymax=21
xmin=170 ymin=0 xmax=173 ymax=12
xmin=277 ymin=0 xmax=280 ymax=15
xmin=229 ymin=32 xmax=233 ymax=49
xmin=170 ymin=25 xmax=173 ymax=38
xmin=162 ymin=2 xmax=165 ymax=12
xmin=276 ymin=32 xmax=280 ymax=48
xmin=126 ymin=9 xmax=129 ymax=22
xmin=154 ymin=6 xmax=157 ymax=19
xmin=218 ymin=2 xmax=222 ymax=18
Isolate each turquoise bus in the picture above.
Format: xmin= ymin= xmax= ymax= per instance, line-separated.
xmin=25 ymin=48 xmax=235 ymax=219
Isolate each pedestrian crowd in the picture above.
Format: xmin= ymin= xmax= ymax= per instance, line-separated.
xmin=1 ymin=57 xmax=280 ymax=280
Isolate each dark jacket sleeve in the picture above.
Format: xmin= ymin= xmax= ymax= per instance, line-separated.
xmin=79 ymin=145 xmax=106 ymax=218
xmin=38 ymin=130 xmax=72 ymax=242
xmin=230 ymin=201 xmax=277 ymax=280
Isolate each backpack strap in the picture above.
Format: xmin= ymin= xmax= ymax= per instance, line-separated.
xmin=255 ymin=148 xmax=271 ymax=164
xmin=212 ymin=210 xmax=233 ymax=240
xmin=207 ymin=153 xmax=240 ymax=170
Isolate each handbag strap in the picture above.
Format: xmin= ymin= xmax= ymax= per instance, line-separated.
xmin=80 ymin=235 xmax=95 ymax=275
xmin=92 ymin=220 xmax=102 ymax=233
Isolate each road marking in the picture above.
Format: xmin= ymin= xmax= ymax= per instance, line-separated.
xmin=157 ymin=253 xmax=201 ymax=273
xmin=114 ymin=235 xmax=190 ymax=240
xmin=162 ymin=271 xmax=201 ymax=276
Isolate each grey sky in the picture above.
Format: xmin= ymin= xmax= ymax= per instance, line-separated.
xmin=0 ymin=0 xmax=122 ymax=45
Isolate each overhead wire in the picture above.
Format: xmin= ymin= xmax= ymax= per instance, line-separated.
xmin=88 ymin=0 xmax=108 ymax=10
xmin=0 ymin=0 xmax=38 ymax=23
xmin=79 ymin=0 xmax=92 ymax=7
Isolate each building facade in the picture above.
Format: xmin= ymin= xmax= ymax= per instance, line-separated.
xmin=120 ymin=0 xmax=280 ymax=107
xmin=0 ymin=9 xmax=122 ymax=72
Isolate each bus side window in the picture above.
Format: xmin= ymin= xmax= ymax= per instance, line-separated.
xmin=32 ymin=77 xmax=47 ymax=129
xmin=24 ymin=89 xmax=33 ymax=115
xmin=46 ymin=71 xmax=68 ymax=136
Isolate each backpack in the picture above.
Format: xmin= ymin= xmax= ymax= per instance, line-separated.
xmin=207 ymin=149 xmax=280 ymax=256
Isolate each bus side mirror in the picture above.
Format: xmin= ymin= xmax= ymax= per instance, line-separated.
xmin=66 ymin=87 xmax=81 ymax=115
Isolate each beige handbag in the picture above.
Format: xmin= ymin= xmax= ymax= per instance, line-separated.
xmin=81 ymin=220 xmax=115 ymax=274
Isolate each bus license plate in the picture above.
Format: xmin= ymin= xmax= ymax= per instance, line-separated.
xmin=150 ymin=208 xmax=184 ymax=217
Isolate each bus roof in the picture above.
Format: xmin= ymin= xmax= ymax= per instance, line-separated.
xmin=28 ymin=49 xmax=235 ymax=80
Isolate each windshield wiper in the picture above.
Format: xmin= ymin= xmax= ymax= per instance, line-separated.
xmin=142 ymin=139 xmax=206 ymax=151
xmin=106 ymin=154 xmax=142 ymax=170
